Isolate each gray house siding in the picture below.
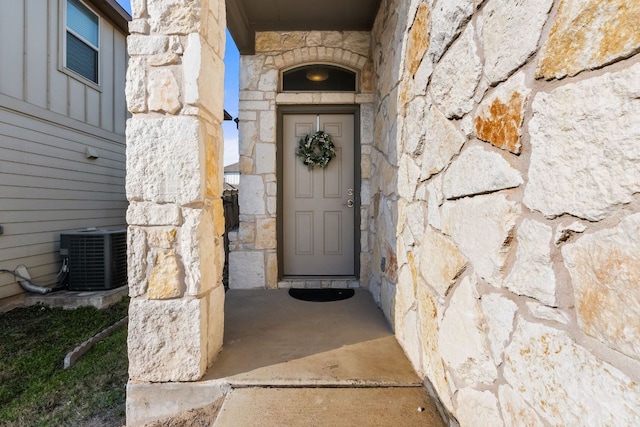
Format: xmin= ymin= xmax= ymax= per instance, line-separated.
xmin=0 ymin=0 xmax=128 ymax=300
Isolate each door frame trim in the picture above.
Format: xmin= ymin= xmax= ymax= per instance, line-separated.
xmin=277 ymin=105 xmax=361 ymax=280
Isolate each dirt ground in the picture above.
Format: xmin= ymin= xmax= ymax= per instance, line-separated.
xmin=141 ymin=398 xmax=224 ymax=427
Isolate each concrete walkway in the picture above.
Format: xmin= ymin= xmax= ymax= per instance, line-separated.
xmin=208 ymin=289 xmax=445 ymax=426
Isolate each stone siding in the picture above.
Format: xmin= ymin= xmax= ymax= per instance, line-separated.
xmin=372 ymin=0 xmax=640 ymax=425
xmin=229 ymin=31 xmax=375 ymax=289
xmin=126 ymin=0 xmax=640 ymax=424
xmin=125 ymin=0 xmax=227 ymax=384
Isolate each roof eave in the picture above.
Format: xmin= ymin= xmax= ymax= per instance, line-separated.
xmin=89 ymin=0 xmax=131 ymax=34
xmin=227 ymin=0 xmax=256 ymax=54
xmin=226 ymin=0 xmax=381 ymax=56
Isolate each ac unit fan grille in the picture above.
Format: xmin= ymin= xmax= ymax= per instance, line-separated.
xmin=69 ymin=235 xmax=106 ymax=288
xmin=110 ymin=232 xmax=127 ymax=287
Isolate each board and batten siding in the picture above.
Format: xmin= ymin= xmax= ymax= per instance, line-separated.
xmin=0 ymin=0 xmax=128 ymax=300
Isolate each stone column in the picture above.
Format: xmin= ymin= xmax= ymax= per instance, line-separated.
xmin=125 ymin=0 xmax=226 ymax=382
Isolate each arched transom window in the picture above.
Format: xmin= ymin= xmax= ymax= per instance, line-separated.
xmin=281 ymin=64 xmax=357 ymax=92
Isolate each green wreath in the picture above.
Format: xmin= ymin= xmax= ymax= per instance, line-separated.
xmin=295 ymin=131 xmax=336 ymax=170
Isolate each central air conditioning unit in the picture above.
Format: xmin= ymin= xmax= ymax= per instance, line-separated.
xmin=59 ymin=229 xmax=127 ymax=291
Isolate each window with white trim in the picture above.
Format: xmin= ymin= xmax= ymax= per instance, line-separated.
xmin=65 ymin=0 xmax=99 ymax=83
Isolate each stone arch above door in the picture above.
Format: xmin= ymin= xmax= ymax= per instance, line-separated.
xmin=248 ymin=31 xmax=374 ymax=94
xmin=256 ymin=32 xmax=369 ymax=65
xmin=273 ymin=49 xmax=367 ymax=77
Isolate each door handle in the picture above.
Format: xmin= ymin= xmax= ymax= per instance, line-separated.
xmin=345 ymin=199 xmax=354 ymax=208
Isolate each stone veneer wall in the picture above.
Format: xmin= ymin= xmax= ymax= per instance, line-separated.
xmin=124 ymin=0 xmax=226 ymax=384
xmin=371 ymin=0 xmax=640 ymax=425
xmin=228 ymin=31 xmax=375 ymax=289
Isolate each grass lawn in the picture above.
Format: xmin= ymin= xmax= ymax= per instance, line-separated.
xmin=0 ymin=298 xmax=129 ymax=427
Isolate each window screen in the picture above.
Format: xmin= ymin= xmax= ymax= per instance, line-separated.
xmin=282 ymin=65 xmax=356 ymax=92
xmin=66 ymin=0 xmax=99 ymax=83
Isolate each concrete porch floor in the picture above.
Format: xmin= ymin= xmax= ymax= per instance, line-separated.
xmin=128 ymin=289 xmax=446 ymax=426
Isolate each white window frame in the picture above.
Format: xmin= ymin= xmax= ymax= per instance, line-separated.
xmin=62 ymin=0 xmax=101 ymax=87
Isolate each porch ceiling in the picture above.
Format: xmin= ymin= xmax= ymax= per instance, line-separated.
xmin=226 ymin=0 xmax=381 ymax=54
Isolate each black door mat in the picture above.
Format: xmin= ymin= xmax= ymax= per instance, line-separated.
xmin=288 ymin=288 xmax=355 ymax=302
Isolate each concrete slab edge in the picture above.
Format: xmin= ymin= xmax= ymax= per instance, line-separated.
xmin=0 ymin=293 xmax=26 ymax=313
xmin=25 ymin=286 xmax=128 ymax=310
xmin=126 ymin=379 xmax=231 ymax=426
xmin=226 ymin=379 xmax=423 ymax=387
xmin=64 ymin=316 xmax=129 ymax=369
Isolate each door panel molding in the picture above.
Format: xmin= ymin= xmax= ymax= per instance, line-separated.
xmin=323 ymin=147 xmax=342 ymax=198
xmin=295 ymin=211 xmax=314 ymax=255
xmin=323 ymin=211 xmax=343 ymax=255
xmin=295 ymin=160 xmax=314 ymax=198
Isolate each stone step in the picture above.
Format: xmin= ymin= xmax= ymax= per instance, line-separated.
xmin=212 ymin=386 xmax=446 ymax=427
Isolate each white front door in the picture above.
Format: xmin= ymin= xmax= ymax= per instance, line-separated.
xmin=283 ymin=113 xmax=355 ymax=276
